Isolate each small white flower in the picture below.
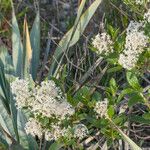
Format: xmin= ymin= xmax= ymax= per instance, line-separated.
xmin=94 ymin=99 xmax=108 ymax=118
xmin=92 ymin=32 xmax=113 ymax=56
xmin=74 ymin=124 xmax=88 ymax=140
xmin=44 ymin=130 xmax=54 ymax=141
xmin=25 ymin=118 xmax=43 ymax=138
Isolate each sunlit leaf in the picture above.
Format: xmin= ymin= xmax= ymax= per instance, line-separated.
xmin=23 ymin=16 xmax=32 ymax=78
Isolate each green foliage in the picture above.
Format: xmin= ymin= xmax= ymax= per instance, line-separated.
xmin=30 ymin=10 xmax=40 ymax=80
xmin=12 ymin=6 xmax=23 ymax=77
xmin=0 ymin=0 xmax=149 ymax=149
xmin=49 ymin=0 xmax=103 ymax=77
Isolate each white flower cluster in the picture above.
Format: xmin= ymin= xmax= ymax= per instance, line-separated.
xmin=144 ymin=9 xmax=150 ymax=23
xmin=135 ymin=0 xmax=144 ymax=5
xmin=92 ymin=32 xmax=113 ymax=56
xmin=45 ymin=123 xmax=69 ymax=141
xmin=11 ymin=79 xmax=75 ymax=120
xmin=94 ymin=99 xmax=108 ymax=118
xmin=11 ymin=78 xmax=77 ymax=141
xmin=25 ymin=118 xmax=68 ymax=141
xmin=25 ymin=118 xmax=89 ymax=141
xmin=135 ymin=0 xmax=150 ymax=5
xmin=118 ymin=21 xmax=148 ymax=70
xmin=10 ymin=78 xmax=32 ymax=109
xmin=73 ymin=124 xmax=88 ymax=140
xmin=31 ymin=80 xmax=75 ymax=120
xmin=25 ymin=118 xmax=43 ymax=138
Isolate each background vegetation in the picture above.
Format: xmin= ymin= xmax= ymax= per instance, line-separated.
xmin=0 ymin=0 xmax=149 ymax=150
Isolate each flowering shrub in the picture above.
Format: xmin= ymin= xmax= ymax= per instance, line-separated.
xmin=10 ymin=77 xmax=89 ymax=143
xmin=0 ymin=0 xmax=150 ymax=150
xmin=92 ymin=10 xmax=150 ymax=70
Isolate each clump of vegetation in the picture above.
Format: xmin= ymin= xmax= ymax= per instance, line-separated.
xmin=0 ymin=0 xmax=149 ymax=150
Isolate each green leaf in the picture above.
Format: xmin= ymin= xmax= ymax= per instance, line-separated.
xmin=0 ymin=65 xmax=20 ymax=142
xmin=9 ymin=142 xmax=24 ymax=150
xmin=109 ymin=78 xmax=118 ymax=96
xmin=12 ymin=7 xmax=23 ymax=77
xmin=17 ymin=110 xmax=38 ymax=149
xmin=49 ymin=0 xmax=103 ymax=77
xmin=0 ymin=66 xmax=11 ymax=114
xmin=30 ymin=11 xmax=40 ymax=80
xmin=49 ymin=0 xmax=87 ymax=77
xmin=49 ymin=142 xmax=63 ymax=150
xmin=10 ymin=94 xmax=19 ymax=142
xmin=113 ymin=114 xmax=127 ymax=125
xmin=142 ymin=113 xmax=150 ymax=120
xmin=0 ymin=99 xmax=16 ymax=145
xmin=128 ymin=93 xmax=143 ymax=107
xmin=0 ymin=46 xmax=13 ymax=73
xmin=0 ymin=130 xmax=8 ymax=148
xmin=117 ymin=88 xmax=134 ymax=103
xmin=107 ymin=105 xmax=115 ymax=118
xmin=109 ymin=78 xmax=117 ymax=88
xmin=126 ymin=72 xmax=141 ymax=91
xmin=107 ymin=66 xmax=122 ymax=73
xmin=92 ymin=91 xmax=102 ymax=101
xmin=69 ymin=0 xmax=102 ymax=47
xmin=129 ymin=115 xmax=150 ymax=124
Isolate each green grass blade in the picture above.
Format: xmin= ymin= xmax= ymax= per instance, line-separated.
xmin=117 ymin=127 xmax=142 ymax=150
xmin=0 ymin=65 xmax=11 ymax=114
xmin=0 ymin=99 xmax=16 ymax=145
xmin=0 ymin=65 xmax=19 ymax=142
xmin=49 ymin=0 xmax=87 ymax=77
xmin=108 ymin=118 xmax=142 ymax=150
xmin=0 ymin=46 xmax=14 ymax=77
xmin=30 ymin=11 xmax=40 ymax=80
xmin=17 ymin=110 xmax=38 ymax=150
xmin=10 ymin=95 xmax=19 ymax=142
xmin=0 ymin=130 xmax=9 ymax=148
xmin=49 ymin=0 xmax=102 ymax=77
xmin=69 ymin=0 xmax=102 ymax=46
xmin=12 ymin=7 xmax=23 ymax=77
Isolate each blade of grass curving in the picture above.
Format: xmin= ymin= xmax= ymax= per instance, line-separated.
xmin=116 ymin=127 xmax=142 ymax=150
xmin=17 ymin=110 xmax=38 ymax=149
xmin=0 ymin=99 xmax=16 ymax=145
xmin=0 ymin=64 xmax=11 ymax=114
xmin=49 ymin=0 xmax=102 ymax=77
xmin=0 ymin=64 xmax=19 ymax=142
xmin=30 ymin=10 xmax=40 ymax=80
xmin=48 ymin=0 xmax=87 ymax=77
xmin=0 ymin=130 xmax=9 ymax=148
xmin=69 ymin=0 xmax=103 ymax=46
xmin=0 ymin=46 xmax=12 ymax=67
xmin=12 ymin=5 xmax=23 ymax=77
xmin=23 ymin=16 xmax=32 ymax=78
xmin=108 ymin=118 xmax=142 ymax=150
xmin=10 ymin=94 xmax=20 ymax=142
xmin=0 ymin=46 xmax=14 ymax=76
